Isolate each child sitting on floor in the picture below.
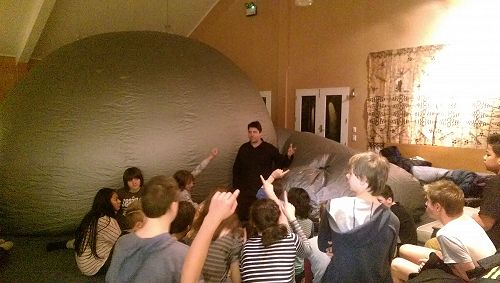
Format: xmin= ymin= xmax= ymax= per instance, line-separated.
xmin=75 ymin=188 xmax=121 ymax=276
xmin=376 ymin=184 xmax=417 ymax=246
xmin=170 ymin=201 xmax=196 ymax=243
xmin=391 ymin=180 xmax=496 ymax=282
xmin=185 ymin=187 xmax=242 ymax=283
xmin=174 ymin=148 xmax=219 ymax=209
xmin=240 ymin=173 xmax=312 ymax=282
xmin=123 ymin=199 xmax=146 ymax=234
xmin=288 ymin=187 xmax=314 ymax=283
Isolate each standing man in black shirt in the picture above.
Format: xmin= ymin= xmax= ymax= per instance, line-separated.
xmin=232 ymin=121 xmax=295 ymax=221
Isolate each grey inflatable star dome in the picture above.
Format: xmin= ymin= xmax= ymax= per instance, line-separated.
xmin=0 ymin=31 xmax=274 ymax=235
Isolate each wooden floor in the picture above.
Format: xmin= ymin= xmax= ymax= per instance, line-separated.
xmin=0 ymin=235 xmax=105 ymax=283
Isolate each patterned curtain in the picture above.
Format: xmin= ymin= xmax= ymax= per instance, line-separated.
xmin=367 ymin=44 xmax=500 ymax=149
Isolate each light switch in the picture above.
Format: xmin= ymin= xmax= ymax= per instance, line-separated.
xmin=352 ymin=127 xmax=357 ymax=133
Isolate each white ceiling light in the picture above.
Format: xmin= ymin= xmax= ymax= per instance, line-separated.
xmin=295 ymin=0 xmax=313 ymax=6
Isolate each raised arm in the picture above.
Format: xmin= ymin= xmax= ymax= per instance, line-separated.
xmin=281 ymin=191 xmax=312 ymax=258
xmin=276 ymin=143 xmax=296 ymax=168
xmin=191 ymin=148 xmax=219 ymax=177
xmin=181 ymin=190 xmax=239 ymax=283
xmin=268 ymin=168 xmax=289 ymax=184
xmin=260 ymin=173 xmax=288 ymax=226
xmin=260 ymin=169 xmax=289 ymax=199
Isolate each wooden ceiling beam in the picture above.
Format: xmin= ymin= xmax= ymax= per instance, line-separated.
xmin=16 ymin=0 xmax=56 ymax=63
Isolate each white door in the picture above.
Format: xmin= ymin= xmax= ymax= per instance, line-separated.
xmin=295 ymin=87 xmax=350 ymax=145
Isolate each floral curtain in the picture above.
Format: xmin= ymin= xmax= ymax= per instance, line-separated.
xmin=367 ymin=44 xmax=500 ymax=149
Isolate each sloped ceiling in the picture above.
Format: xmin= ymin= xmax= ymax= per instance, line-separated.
xmin=0 ymin=0 xmax=219 ymax=62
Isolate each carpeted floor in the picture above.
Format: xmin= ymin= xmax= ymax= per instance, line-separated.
xmin=0 ymin=235 xmax=105 ymax=283
xmin=0 ymin=212 xmax=437 ymax=282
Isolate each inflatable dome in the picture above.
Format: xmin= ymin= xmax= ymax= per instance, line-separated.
xmin=0 ymin=31 xmax=274 ymax=235
xmin=276 ymin=129 xmax=426 ymax=222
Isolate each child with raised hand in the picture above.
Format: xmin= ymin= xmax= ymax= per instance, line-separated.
xmin=239 ymin=172 xmax=312 ymax=282
xmin=318 ymin=151 xmax=399 ymax=283
xmin=181 ymin=189 xmax=240 ymax=283
xmin=184 ymin=187 xmax=242 ymax=283
xmin=75 ymin=188 xmax=122 ymax=276
xmin=174 ymin=147 xmax=219 ymax=208
xmin=255 ymin=168 xmax=288 ymax=200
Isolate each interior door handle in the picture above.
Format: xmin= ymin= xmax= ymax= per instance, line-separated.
xmin=318 ymin=124 xmax=323 ymax=133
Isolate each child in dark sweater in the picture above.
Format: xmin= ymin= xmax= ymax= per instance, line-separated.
xmin=376 ymin=184 xmax=417 ymax=246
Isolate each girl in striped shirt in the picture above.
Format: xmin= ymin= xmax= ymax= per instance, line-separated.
xmin=75 ymin=188 xmax=122 ymax=276
xmin=185 ymin=187 xmax=243 ymax=283
xmin=240 ymin=173 xmax=312 ymax=282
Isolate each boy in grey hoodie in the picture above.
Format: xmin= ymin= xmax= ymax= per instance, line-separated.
xmin=318 ymin=152 xmax=400 ymax=283
xmin=106 ymin=175 xmax=188 ymax=283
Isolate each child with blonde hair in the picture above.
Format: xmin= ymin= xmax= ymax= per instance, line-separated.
xmin=123 ymin=199 xmax=145 ymax=233
xmin=318 ymin=151 xmax=399 ymax=282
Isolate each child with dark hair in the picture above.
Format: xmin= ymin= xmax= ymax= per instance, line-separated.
xmin=255 ymin=168 xmax=288 ymax=200
xmin=472 ymin=133 xmax=500 ymax=248
xmin=170 ymin=201 xmax=196 ymax=243
xmin=288 ymin=187 xmax=313 ymax=283
xmin=240 ymin=174 xmax=312 ymax=282
xmin=74 ymin=188 xmax=121 ymax=276
xmin=377 ymin=184 xmax=417 ymax=246
xmin=256 ymin=178 xmax=284 ymax=200
xmin=233 ymin=121 xmax=295 ymax=222
xmin=116 ymin=167 xmax=144 ymax=230
xmin=47 ymin=170 xmax=143 ymax=252
xmin=174 ymin=148 xmax=219 ymax=208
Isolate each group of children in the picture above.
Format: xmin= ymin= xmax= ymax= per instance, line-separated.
xmin=48 ymin=136 xmax=499 ymax=282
